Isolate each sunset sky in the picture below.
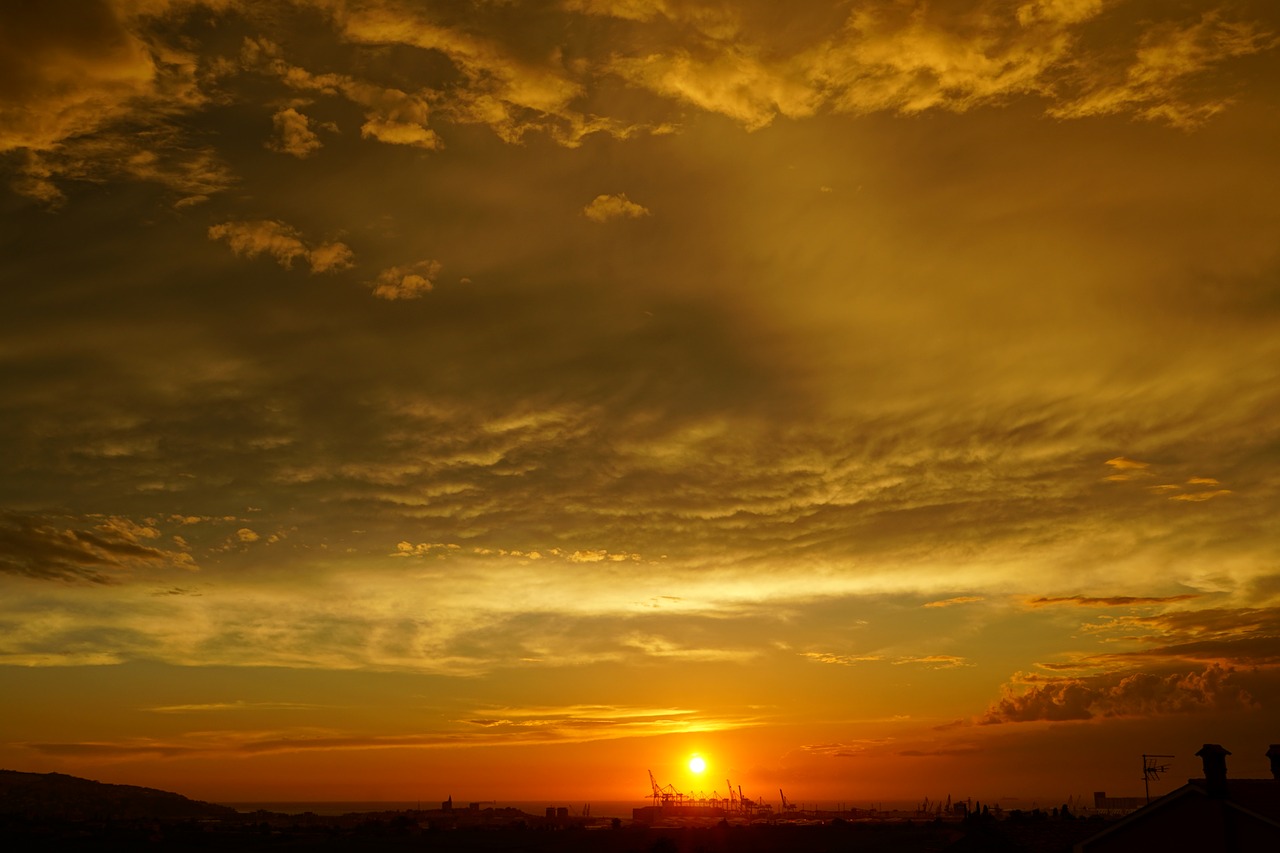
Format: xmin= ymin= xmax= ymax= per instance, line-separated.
xmin=2 ymin=0 xmax=1279 ymax=809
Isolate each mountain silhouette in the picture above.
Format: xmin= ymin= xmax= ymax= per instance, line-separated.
xmin=0 ymin=769 xmax=236 ymax=820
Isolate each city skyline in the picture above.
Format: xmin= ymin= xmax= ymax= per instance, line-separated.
xmin=2 ymin=0 xmax=1279 ymax=805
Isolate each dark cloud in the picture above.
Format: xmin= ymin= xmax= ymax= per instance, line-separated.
xmin=0 ymin=511 xmax=194 ymax=583
xmin=1028 ymin=594 xmax=1202 ymax=607
xmin=899 ymin=745 xmax=982 ymax=757
xmin=0 ymin=0 xmax=229 ymax=204
xmin=27 ymin=742 xmax=202 ymax=759
xmin=981 ymin=664 xmax=1259 ymax=724
xmin=1074 ymin=607 xmax=1280 ymax=667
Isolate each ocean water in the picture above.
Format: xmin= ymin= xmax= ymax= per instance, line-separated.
xmin=216 ymin=799 xmax=922 ymax=819
xmin=217 ymin=800 xmax=642 ymax=819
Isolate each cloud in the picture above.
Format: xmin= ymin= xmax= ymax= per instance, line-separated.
xmin=569 ymin=549 xmax=641 ymax=562
xmin=266 ymin=107 xmax=323 ymax=158
xmin=1171 ymin=489 xmax=1232 ymax=502
xmin=607 ymin=47 xmax=818 ymax=131
xmin=899 ymin=744 xmax=983 ymax=757
xmin=3 ymin=0 xmax=1273 ymax=209
xmin=1103 ymin=455 xmax=1153 ymax=482
xmin=1050 ymin=11 xmax=1279 ymax=128
xmin=801 ymin=651 xmax=882 ymax=666
xmin=600 ymin=2 xmax=1276 ymax=130
xmin=145 ymin=701 xmax=320 ymax=713
xmin=245 ymin=11 xmax=664 ymax=151
xmin=334 ymin=5 xmax=648 ymax=147
xmin=1027 ymin=594 xmax=1201 ymax=607
xmin=812 ymin=2 xmax=1079 ymax=117
xmin=0 ymin=1 xmax=229 ymax=203
xmin=923 ymin=595 xmax=984 ymax=608
xmin=894 ymin=655 xmax=971 ymax=669
xmin=369 ymin=260 xmax=442 ymax=300
xmin=0 ymin=511 xmax=195 ymax=584
xmin=565 ymin=0 xmax=742 ymax=37
xmin=1068 ymin=607 xmax=1280 ymax=669
xmin=801 ymin=651 xmax=967 ymax=668
xmin=207 ymin=220 xmax=354 ymax=274
xmin=800 ymin=739 xmax=891 ymax=757
xmin=26 ymin=704 xmax=758 ymax=760
xmin=584 ymin=193 xmax=651 ymax=222
xmin=28 ymin=741 xmax=203 ymax=759
xmin=1105 ymin=456 xmax=1150 ymax=470
xmin=242 ymin=37 xmax=443 ymax=151
xmin=0 ymin=1 xmax=158 ymax=153
xmin=981 ymin=663 xmax=1258 ymax=724
xmin=621 ymin=633 xmax=747 ymax=661
xmin=1106 ymin=459 xmax=1233 ymax=500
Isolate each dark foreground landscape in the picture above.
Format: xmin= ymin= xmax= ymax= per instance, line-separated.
xmin=0 ymin=770 xmax=1111 ymax=853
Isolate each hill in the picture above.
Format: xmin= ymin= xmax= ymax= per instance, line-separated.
xmin=0 ymin=769 xmax=237 ymax=820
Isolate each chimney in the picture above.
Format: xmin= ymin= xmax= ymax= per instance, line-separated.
xmin=1267 ymin=745 xmax=1280 ymax=781
xmin=1196 ymin=744 xmax=1231 ymax=797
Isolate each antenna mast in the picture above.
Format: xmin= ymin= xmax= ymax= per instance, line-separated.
xmin=1142 ymin=754 xmax=1174 ymax=803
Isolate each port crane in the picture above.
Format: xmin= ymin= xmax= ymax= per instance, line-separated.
xmin=738 ymin=786 xmax=772 ymax=815
xmin=648 ymin=770 xmax=680 ymax=807
xmin=780 ymin=789 xmax=797 ymax=812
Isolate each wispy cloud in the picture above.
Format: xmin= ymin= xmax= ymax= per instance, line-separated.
xmin=146 ymin=701 xmax=322 ymax=714
xmin=923 ymin=595 xmax=984 ymax=608
xmin=800 ymin=739 xmax=891 ymax=758
xmin=1050 ymin=11 xmax=1278 ymax=128
xmin=26 ymin=704 xmax=758 ymax=761
xmin=28 ymin=740 xmax=204 ymax=759
xmin=1027 ymin=594 xmax=1201 ymax=607
xmin=801 ymin=652 xmax=883 ymax=666
xmin=1171 ymin=489 xmax=1232 ymax=502
xmin=802 ymin=651 xmax=968 ymax=668
xmin=894 ymin=655 xmax=971 ymax=669
xmin=1103 ymin=456 xmax=1152 ymax=482
xmin=599 ymin=1 xmax=1277 ymax=130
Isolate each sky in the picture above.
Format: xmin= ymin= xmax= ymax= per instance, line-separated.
xmin=1 ymin=0 xmax=1279 ymax=809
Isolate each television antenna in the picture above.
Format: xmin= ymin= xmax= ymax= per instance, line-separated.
xmin=1143 ymin=754 xmax=1174 ymax=803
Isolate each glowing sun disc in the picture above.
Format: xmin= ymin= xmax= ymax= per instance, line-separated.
xmin=689 ymin=756 xmax=706 ymax=773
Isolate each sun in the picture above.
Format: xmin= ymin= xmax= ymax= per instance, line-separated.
xmin=688 ymin=755 xmax=706 ymax=774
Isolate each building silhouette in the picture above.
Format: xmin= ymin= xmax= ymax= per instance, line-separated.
xmin=1075 ymin=744 xmax=1280 ymax=852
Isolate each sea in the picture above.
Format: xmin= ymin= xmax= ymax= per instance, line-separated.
xmin=217 ymin=801 xmax=642 ymax=819
xmin=216 ymin=799 xmax=921 ymax=819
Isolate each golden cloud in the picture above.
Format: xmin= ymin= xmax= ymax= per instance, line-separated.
xmin=583 ymin=193 xmax=651 ymax=222
xmin=208 ymin=220 xmax=354 ymax=274
xmin=369 ymin=260 xmax=442 ymax=300
xmin=266 ymin=107 xmax=323 ymax=158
